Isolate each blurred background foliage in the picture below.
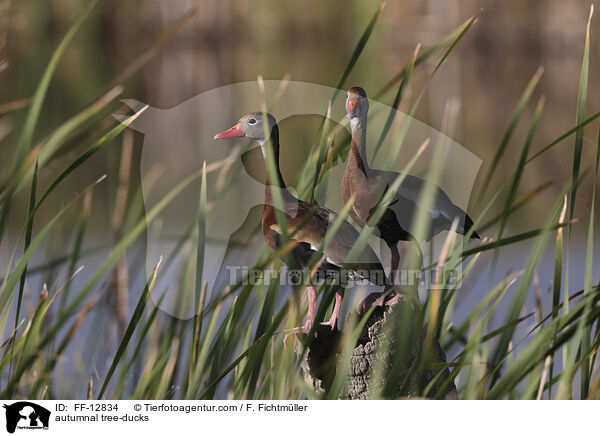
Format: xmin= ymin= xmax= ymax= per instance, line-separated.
xmin=0 ymin=0 xmax=599 ymax=400
xmin=0 ymin=0 xmax=598 ymax=232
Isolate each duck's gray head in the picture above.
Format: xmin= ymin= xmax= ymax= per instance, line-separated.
xmin=214 ymin=112 xmax=277 ymax=142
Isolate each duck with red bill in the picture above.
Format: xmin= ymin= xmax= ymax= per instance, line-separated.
xmin=342 ymin=85 xmax=480 ymax=286
xmin=214 ymin=112 xmax=394 ymax=335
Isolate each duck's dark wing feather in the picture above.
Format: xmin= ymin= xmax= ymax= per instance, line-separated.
xmin=368 ymin=169 xmax=479 ymax=239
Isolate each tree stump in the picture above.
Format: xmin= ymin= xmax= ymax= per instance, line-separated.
xmin=294 ymin=296 xmax=458 ymax=400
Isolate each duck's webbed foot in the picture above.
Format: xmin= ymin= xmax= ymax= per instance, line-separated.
xmin=320 ymin=288 xmax=344 ymax=331
xmin=360 ymin=289 xmax=404 ymax=313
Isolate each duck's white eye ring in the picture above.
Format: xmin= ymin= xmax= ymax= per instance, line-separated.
xmin=248 ymin=118 xmax=257 ymax=125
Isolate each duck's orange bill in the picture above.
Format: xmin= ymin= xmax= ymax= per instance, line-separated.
xmin=214 ymin=122 xmax=244 ymax=139
xmin=346 ymin=98 xmax=359 ymax=117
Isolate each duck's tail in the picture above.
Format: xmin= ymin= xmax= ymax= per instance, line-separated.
xmin=463 ymin=212 xmax=480 ymax=239
xmin=446 ymin=204 xmax=480 ymax=239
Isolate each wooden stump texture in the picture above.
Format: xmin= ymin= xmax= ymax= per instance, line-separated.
xmin=294 ymin=299 xmax=458 ymax=400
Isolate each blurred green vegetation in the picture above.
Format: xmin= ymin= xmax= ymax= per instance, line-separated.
xmin=1 ymin=0 xmax=599 ymax=228
xmin=0 ymin=0 xmax=598 ymax=400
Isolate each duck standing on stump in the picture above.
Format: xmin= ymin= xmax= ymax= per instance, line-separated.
xmin=342 ymin=86 xmax=480 ymax=286
xmin=214 ymin=112 xmax=391 ymax=332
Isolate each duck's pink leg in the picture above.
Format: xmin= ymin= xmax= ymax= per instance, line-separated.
xmin=360 ymin=288 xmax=404 ymax=313
xmin=283 ymin=285 xmax=318 ymax=348
xmin=302 ymin=285 xmax=317 ymax=333
xmin=321 ymin=288 xmax=345 ymax=330
xmin=384 ymin=292 xmax=404 ymax=306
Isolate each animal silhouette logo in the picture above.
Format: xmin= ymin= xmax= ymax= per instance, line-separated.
xmin=114 ymin=80 xmax=481 ymax=319
xmin=3 ymin=402 xmax=50 ymax=433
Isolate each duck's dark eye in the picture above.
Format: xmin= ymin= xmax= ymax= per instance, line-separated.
xmin=248 ymin=118 xmax=257 ymax=125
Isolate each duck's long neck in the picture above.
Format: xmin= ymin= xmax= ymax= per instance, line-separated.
xmin=349 ymin=115 xmax=369 ymax=175
xmin=260 ymin=125 xmax=287 ymax=195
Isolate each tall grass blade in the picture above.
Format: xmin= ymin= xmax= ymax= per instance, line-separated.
xmin=9 ymin=0 xmax=97 ymax=178
xmin=373 ymin=45 xmax=419 ymax=159
xmin=305 ymin=3 xmax=385 ymax=201
xmin=373 ymin=16 xmax=474 ymax=99
xmin=59 ymin=191 xmax=93 ymax=311
xmin=580 ymin=127 xmax=599 ymax=397
xmin=489 ymin=191 xmax=568 ymax=386
xmin=475 ymin=68 xmax=543 ymax=206
xmin=496 ymin=97 xmax=545 ymax=245
xmin=386 ymin=16 xmax=476 ymax=166
xmin=27 ymin=107 xmax=148 ymax=224
xmin=569 ymin=5 xmax=593 ymax=221
xmin=102 ymin=10 xmax=197 ymax=94
xmin=330 ymin=2 xmax=386 ymax=104
xmin=97 ymin=257 xmax=162 ymax=399
xmin=192 ymin=162 xmax=207 ymax=367
xmin=14 ymin=160 xmax=38 ymax=335
xmin=0 ymin=175 xmax=106 ymax=318
xmin=14 ymin=86 xmax=124 ymax=195
xmin=548 ymin=195 xmax=567 ymax=398
xmin=526 ymin=111 xmax=600 ymax=164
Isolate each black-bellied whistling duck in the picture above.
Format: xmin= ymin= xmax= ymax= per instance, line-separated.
xmin=342 ymin=86 xmax=480 ymax=284
xmin=214 ymin=112 xmax=390 ymax=332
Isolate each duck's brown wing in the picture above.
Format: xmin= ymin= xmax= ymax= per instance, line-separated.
xmin=288 ymin=201 xmax=388 ymax=282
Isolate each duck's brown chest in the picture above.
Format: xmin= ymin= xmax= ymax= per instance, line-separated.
xmin=341 ymin=164 xmax=370 ymax=227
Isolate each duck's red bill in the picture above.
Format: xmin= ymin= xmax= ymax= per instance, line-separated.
xmin=346 ymin=98 xmax=359 ymax=117
xmin=214 ymin=122 xmax=244 ymax=139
